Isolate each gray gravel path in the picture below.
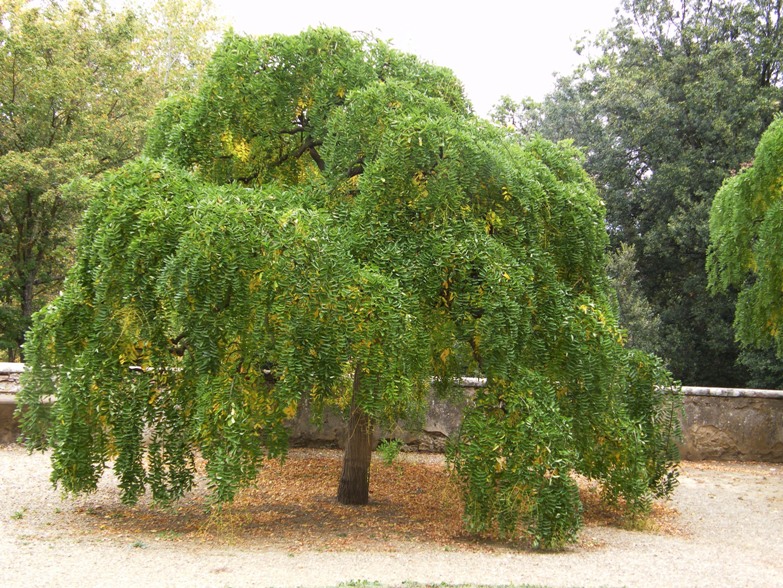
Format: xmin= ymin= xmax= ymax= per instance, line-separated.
xmin=1 ymin=445 xmax=781 ymax=588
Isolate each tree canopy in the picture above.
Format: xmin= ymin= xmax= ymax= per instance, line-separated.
xmin=495 ymin=0 xmax=783 ymax=387
xmin=19 ymin=27 xmax=681 ymax=550
xmin=0 ymin=0 xmax=221 ymax=360
xmin=708 ymin=115 xmax=783 ymax=358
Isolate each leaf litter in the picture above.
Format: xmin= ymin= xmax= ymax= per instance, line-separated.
xmin=65 ymin=448 xmax=681 ymax=551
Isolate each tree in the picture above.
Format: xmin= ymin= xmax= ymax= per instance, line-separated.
xmin=19 ymin=28 xmax=681 ymax=549
xmin=707 ymin=115 xmax=783 ymax=358
xmin=607 ymin=243 xmax=664 ymax=354
xmin=0 ymin=147 xmax=98 ymax=355
xmin=0 ymin=0 xmax=221 ymax=360
xmin=497 ymin=0 xmax=783 ymax=386
xmin=134 ymin=0 xmax=222 ymax=96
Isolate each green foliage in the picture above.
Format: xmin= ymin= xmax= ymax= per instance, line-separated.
xmin=737 ymin=347 xmax=783 ymax=389
xmin=448 ymin=374 xmax=583 ymax=548
xmin=376 ymin=439 xmax=403 ymax=465
xmin=20 ymin=157 xmax=432 ymax=504
xmin=145 ymin=28 xmax=470 ymax=186
xmin=0 ymin=145 xmax=98 ymax=354
xmin=137 ymin=0 xmax=222 ymax=96
xmin=20 ymin=28 xmax=680 ymax=549
xmin=708 ymin=115 xmax=783 ymax=358
xmin=607 ymin=243 xmax=664 ymax=354
xmin=448 ymin=326 xmax=681 ymax=548
xmin=0 ymin=0 xmax=222 ymax=360
xmin=501 ymin=0 xmax=783 ymax=387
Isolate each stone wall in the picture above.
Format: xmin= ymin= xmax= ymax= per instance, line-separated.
xmin=2 ymin=363 xmax=781 ymax=462
xmin=286 ymin=387 xmax=473 ymax=452
xmin=679 ymin=386 xmax=783 ymax=462
xmin=288 ymin=384 xmax=783 ymax=462
xmin=0 ymin=363 xmax=23 ymax=444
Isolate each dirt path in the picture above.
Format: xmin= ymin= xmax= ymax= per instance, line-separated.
xmin=1 ymin=445 xmax=781 ymax=588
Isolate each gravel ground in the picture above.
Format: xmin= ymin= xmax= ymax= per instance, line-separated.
xmin=1 ymin=444 xmax=781 ymax=588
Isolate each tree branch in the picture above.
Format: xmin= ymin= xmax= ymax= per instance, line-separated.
xmin=347 ymin=157 xmax=364 ymax=178
xmin=169 ymin=333 xmax=188 ymax=357
xmin=278 ymin=127 xmax=306 ymax=135
xmin=308 ymin=144 xmax=325 ymax=171
xmin=271 ymin=136 xmax=324 ymax=170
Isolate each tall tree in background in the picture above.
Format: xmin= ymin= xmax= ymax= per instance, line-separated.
xmin=136 ymin=0 xmax=221 ymax=95
xmin=495 ymin=0 xmax=783 ymax=386
xmin=607 ymin=243 xmax=664 ymax=354
xmin=0 ymin=0 xmax=221 ymax=360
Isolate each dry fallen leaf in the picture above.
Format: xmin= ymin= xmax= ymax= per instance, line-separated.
xmin=67 ymin=448 xmax=680 ymax=551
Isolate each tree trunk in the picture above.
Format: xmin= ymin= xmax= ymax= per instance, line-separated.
xmin=17 ymin=272 xmax=35 ymax=361
xmin=337 ymin=365 xmax=373 ymax=505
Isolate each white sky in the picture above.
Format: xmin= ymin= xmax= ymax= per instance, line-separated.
xmin=214 ymin=0 xmax=623 ymax=118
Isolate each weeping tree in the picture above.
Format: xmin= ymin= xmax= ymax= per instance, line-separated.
xmin=708 ymin=115 xmax=783 ymax=358
xmin=18 ymin=28 xmax=681 ymax=549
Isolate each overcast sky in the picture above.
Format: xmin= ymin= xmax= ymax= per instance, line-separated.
xmin=213 ymin=0 xmax=622 ymax=118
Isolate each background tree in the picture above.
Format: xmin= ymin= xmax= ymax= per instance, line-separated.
xmin=134 ymin=0 xmax=221 ymax=96
xmin=19 ymin=28 xmax=681 ymax=550
xmin=0 ymin=0 xmax=221 ymax=360
xmin=708 ymin=115 xmax=783 ymax=360
xmin=495 ymin=0 xmax=783 ymax=386
xmin=607 ymin=243 xmax=664 ymax=354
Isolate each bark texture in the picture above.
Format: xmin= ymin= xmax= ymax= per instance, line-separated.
xmin=337 ymin=366 xmax=373 ymax=505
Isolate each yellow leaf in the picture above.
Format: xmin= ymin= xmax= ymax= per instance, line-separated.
xmin=494 ymin=456 xmax=507 ymax=472
xmin=233 ymin=138 xmax=251 ymax=162
xmin=283 ymin=400 xmax=298 ymax=419
xmin=439 ymin=348 xmax=451 ymax=363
